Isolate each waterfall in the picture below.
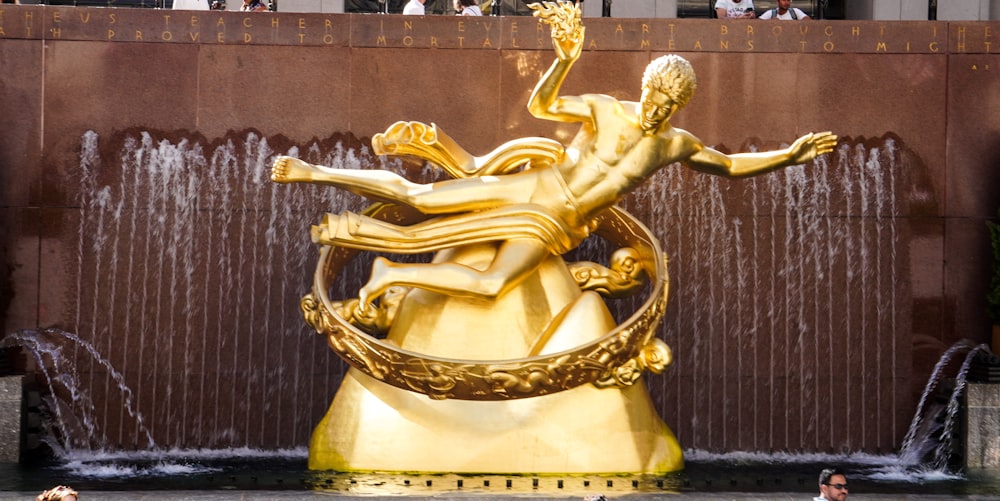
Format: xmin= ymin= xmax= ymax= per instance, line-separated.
xmin=4 ymin=132 xmax=918 ymax=454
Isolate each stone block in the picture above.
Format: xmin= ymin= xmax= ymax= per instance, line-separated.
xmin=937 ymin=0 xmax=990 ymax=20
xmin=0 ymin=376 xmax=23 ymax=464
xmin=965 ymin=383 xmax=1000 ymax=469
xmin=278 ymin=0 xmax=344 ymax=13
xmin=609 ymin=0 xmax=677 ymax=18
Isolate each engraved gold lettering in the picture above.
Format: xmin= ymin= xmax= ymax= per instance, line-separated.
xmin=641 ymin=39 xmax=651 ymax=49
xmin=876 ymin=41 xmax=886 ymax=51
xmin=664 ymin=39 xmax=672 ymax=50
xmin=746 ymin=40 xmax=753 ymax=50
xmin=824 ymin=26 xmax=833 ymax=36
xmin=109 ymin=13 xmax=116 ymax=24
xmin=430 ymin=35 xmax=438 ymax=47
xmin=52 ymin=11 xmax=60 ymax=23
xmin=189 ymin=32 xmax=200 ymax=41
xmin=458 ymin=20 xmax=465 ymax=32
xmin=771 ymin=25 xmax=781 ymax=36
xmin=852 ymin=26 xmax=860 ymax=36
xmin=693 ymin=40 xmax=702 ymax=50
xmin=746 ymin=25 xmax=754 ymax=35
xmin=323 ymin=33 xmax=334 ymax=44
xmin=135 ymin=30 xmax=143 ymax=41
xmin=511 ymin=38 xmax=519 ymax=48
xmin=510 ymin=21 xmax=517 ymax=33
xmin=404 ymin=20 xmax=412 ymax=31
xmin=720 ymin=25 xmax=728 ymax=35
xmin=243 ymin=17 xmax=252 ymax=28
xmin=615 ymin=23 xmax=623 ymax=34
xmin=79 ymin=11 xmax=90 ymax=23
xmin=985 ymin=27 xmax=992 ymax=39
xmin=191 ymin=15 xmax=198 ymax=27
xmin=108 ymin=29 xmax=115 ymax=39
xmin=403 ymin=35 xmax=413 ymax=46
xmin=217 ymin=32 xmax=225 ymax=42
xmin=299 ymin=18 xmax=306 ymax=28
xmin=799 ymin=25 xmax=808 ymax=35
xmin=163 ymin=14 xmax=170 ymax=26
xmin=906 ymin=41 xmax=910 ymax=52
xmin=377 ymin=35 xmax=386 ymax=45
xmin=50 ymin=27 xmax=60 ymax=38
xmin=642 ymin=24 xmax=649 ymax=34
xmin=823 ymin=41 xmax=834 ymax=51
xmin=325 ymin=19 xmax=332 ymax=29
xmin=667 ymin=23 xmax=675 ymax=36
xmin=482 ymin=37 xmax=492 ymax=48
xmin=720 ymin=39 xmax=729 ymax=49
xmin=458 ymin=35 xmax=464 ymax=47
xmin=800 ymin=40 xmax=807 ymax=50
xmin=162 ymin=30 xmax=173 ymax=41
xmin=244 ymin=32 xmax=252 ymax=43
xmin=985 ymin=41 xmax=992 ymax=52
xmin=216 ymin=17 xmax=225 ymax=27
xmin=588 ymin=39 xmax=597 ymax=49
xmin=271 ymin=17 xmax=279 ymax=27
xmin=297 ymin=33 xmax=305 ymax=43
xmin=879 ymin=25 xmax=884 ymax=37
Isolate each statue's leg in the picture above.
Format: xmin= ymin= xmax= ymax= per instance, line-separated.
xmin=271 ymin=156 xmax=422 ymax=201
xmin=276 ymin=155 xmax=539 ymax=215
xmin=359 ymin=238 xmax=551 ymax=308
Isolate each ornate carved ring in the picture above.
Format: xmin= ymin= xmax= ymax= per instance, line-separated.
xmin=303 ymin=203 xmax=670 ymax=401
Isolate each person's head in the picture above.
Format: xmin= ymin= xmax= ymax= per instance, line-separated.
xmin=818 ymin=468 xmax=848 ymax=501
xmin=776 ymin=0 xmax=791 ymax=13
xmin=639 ymin=55 xmax=696 ymax=131
xmin=458 ymin=0 xmax=476 ymax=5
xmin=36 ymin=485 xmax=78 ymax=501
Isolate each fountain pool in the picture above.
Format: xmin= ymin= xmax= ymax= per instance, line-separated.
xmin=1 ymin=448 xmax=1000 ymax=499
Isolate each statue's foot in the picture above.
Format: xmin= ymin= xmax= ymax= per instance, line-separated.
xmin=271 ymin=156 xmax=315 ymax=184
xmin=359 ymin=256 xmax=393 ymax=313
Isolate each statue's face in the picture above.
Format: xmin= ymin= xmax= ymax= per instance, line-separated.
xmin=639 ymin=86 xmax=676 ymax=132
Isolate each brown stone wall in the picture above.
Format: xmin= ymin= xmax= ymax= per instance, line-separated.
xmin=1 ymin=5 xmax=998 ymax=455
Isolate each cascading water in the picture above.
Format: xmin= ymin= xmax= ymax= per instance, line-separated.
xmin=2 ymin=131 xmax=932 ymax=457
xmin=898 ymin=340 xmax=993 ymax=471
xmin=0 ymin=328 xmax=153 ymax=454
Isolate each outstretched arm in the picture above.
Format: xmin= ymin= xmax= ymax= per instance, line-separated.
xmin=526 ymin=2 xmax=591 ymax=123
xmin=684 ymin=131 xmax=838 ymax=178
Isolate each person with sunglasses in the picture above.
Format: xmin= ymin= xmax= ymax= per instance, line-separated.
xmin=815 ymin=468 xmax=849 ymax=501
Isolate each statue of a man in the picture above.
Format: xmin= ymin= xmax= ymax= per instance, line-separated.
xmin=272 ymin=1 xmax=836 ymax=312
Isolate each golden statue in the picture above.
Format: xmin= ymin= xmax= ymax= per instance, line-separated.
xmin=272 ymin=0 xmax=836 ymax=474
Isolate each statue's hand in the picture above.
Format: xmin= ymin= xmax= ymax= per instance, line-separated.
xmin=788 ymin=131 xmax=838 ymax=165
xmin=529 ymin=1 xmax=584 ymax=62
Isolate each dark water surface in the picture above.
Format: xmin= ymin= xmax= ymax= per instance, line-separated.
xmin=1 ymin=449 xmax=999 ymax=499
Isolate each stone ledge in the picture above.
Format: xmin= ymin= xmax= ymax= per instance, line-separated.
xmin=0 ymin=376 xmax=23 ymax=464
xmin=965 ymin=383 xmax=1000 ymax=470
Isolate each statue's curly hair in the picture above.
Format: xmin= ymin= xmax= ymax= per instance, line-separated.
xmin=36 ymin=485 xmax=78 ymax=501
xmin=642 ymin=55 xmax=697 ymax=109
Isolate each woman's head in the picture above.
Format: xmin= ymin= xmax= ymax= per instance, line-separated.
xmin=36 ymin=485 xmax=78 ymax=501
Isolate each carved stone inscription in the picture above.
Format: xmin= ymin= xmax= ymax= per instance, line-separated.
xmin=0 ymin=5 xmax=996 ymax=54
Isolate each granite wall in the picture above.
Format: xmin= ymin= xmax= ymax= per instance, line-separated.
xmin=0 ymin=5 xmax=998 ymax=456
